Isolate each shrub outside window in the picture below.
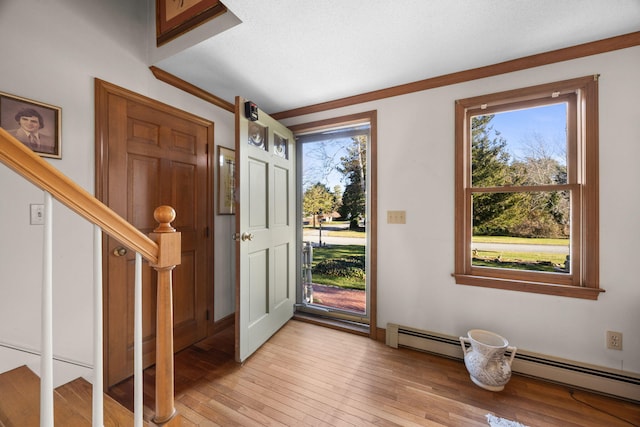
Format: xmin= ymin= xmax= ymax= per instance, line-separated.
xmin=454 ymin=76 xmax=601 ymax=299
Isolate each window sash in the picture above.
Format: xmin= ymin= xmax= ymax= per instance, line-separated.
xmin=464 ymin=185 xmax=580 ymax=286
xmin=454 ymin=75 xmax=600 ymax=299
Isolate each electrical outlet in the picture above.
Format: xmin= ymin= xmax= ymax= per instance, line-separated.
xmin=387 ymin=210 xmax=406 ymax=224
xmin=606 ymin=331 xmax=622 ymax=350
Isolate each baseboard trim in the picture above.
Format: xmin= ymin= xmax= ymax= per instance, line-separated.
xmin=386 ymin=323 xmax=640 ymax=403
xmin=0 ymin=340 xmax=91 ymax=369
xmin=210 ymin=313 xmax=234 ymax=335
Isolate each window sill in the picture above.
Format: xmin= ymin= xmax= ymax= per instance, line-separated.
xmin=453 ymin=274 xmax=604 ymax=300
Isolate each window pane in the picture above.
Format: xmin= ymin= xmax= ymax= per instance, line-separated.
xmin=248 ymin=122 xmax=267 ymax=151
xmin=471 ymin=191 xmax=570 ymax=273
xmin=471 ymin=103 xmax=567 ymax=187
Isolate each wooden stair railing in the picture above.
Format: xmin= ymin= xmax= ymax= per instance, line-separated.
xmin=0 ymin=127 xmax=181 ymax=426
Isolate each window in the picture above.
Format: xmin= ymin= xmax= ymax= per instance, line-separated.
xmin=454 ymin=76 xmax=601 ymax=299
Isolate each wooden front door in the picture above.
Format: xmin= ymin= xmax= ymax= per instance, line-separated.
xmin=95 ymin=80 xmax=213 ymax=387
xmin=235 ymin=97 xmax=296 ymax=362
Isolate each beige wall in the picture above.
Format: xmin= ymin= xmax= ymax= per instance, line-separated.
xmin=283 ymin=46 xmax=640 ymax=374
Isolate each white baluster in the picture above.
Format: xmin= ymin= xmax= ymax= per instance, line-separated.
xmin=93 ymin=225 xmax=104 ymax=426
xmin=134 ymin=252 xmax=143 ymax=427
xmin=40 ymin=192 xmax=53 ymax=427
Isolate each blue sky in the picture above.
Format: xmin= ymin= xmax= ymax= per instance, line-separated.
xmin=489 ymin=102 xmax=567 ymax=164
xmin=303 ymin=103 xmax=568 ymax=192
xmin=302 ymin=138 xmax=351 ymax=192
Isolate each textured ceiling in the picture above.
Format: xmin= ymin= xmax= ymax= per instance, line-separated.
xmin=155 ymin=0 xmax=640 ymax=114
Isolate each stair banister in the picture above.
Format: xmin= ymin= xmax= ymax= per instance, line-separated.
xmin=92 ymin=225 xmax=104 ymax=427
xmin=1 ymin=128 xmax=182 ymax=425
xmin=134 ymin=251 xmax=144 ymax=427
xmin=41 ymin=192 xmax=54 ymax=427
xmin=149 ymin=206 xmax=181 ymax=426
xmin=0 ymin=128 xmax=158 ymax=263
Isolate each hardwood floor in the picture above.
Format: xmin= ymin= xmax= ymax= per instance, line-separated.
xmin=109 ymin=320 xmax=639 ymax=426
xmin=0 ymin=365 xmax=139 ymax=426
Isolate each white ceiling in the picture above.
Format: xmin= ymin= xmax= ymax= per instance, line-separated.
xmin=156 ymin=0 xmax=640 ymax=114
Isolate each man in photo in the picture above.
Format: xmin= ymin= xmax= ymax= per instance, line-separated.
xmin=7 ymin=107 xmax=55 ymax=154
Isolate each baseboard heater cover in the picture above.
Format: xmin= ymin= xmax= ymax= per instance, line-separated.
xmin=386 ymin=323 xmax=640 ymax=402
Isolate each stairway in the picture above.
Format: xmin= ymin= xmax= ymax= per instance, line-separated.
xmin=0 ymin=365 xmax=142 ymax=426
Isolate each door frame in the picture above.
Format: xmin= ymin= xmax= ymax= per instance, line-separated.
xmin=288 ymin=110 xmax=378 ymax=340
xmin=94 ymin=78 xmax=215 ymax=386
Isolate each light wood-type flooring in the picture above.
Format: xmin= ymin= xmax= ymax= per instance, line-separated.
xmin=109 ymin=320 xmax=640 ymax=426
xmin=0 ymin=365 xmax=140 ymax=426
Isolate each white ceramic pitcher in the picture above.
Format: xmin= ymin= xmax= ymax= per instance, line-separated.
xmin=459 ymin=329 xmax=517 ymax=391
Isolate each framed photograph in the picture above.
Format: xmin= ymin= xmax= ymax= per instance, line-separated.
xmin=218 ymin=146 xmax=236 ymax=215
xmin=0 ymin=92 xmax=61 ymax=159
xmin=156 ymin=0 xmax=227 ymax=46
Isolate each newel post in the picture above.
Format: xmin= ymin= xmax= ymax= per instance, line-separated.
xmin=149 ymin=206 xmax=181 ymax=426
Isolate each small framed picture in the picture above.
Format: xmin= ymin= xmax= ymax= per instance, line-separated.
xmin=156 ymin=0 xmax=227 ymax=46
xmin=0 ymin=92 xmax=61 ymax=159
xmin=218 ymin=146 xmax=236 ymax=215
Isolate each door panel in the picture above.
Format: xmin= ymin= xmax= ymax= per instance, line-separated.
xmin=248 ymin=159 xmax=268 ymax=227
xmin=235 ymin=97 xmax=296 ymax=362
xmin=96 ymin=80 xmax=213 ymax=387
xmin=273 ymin=166 xmax=289 ymax=225
xmin=248 ymin=250 xmax=268 ymax=325
xmin=273 ymin=243 xmax=289 ymax=306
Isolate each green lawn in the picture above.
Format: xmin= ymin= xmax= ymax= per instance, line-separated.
xmin=310 ymin=244 xmax=366 ymax=290
xmin=324 ymin=229 xmax=366 ymax=238
xmin=308 ymin=236 xmax=568 ymax=286
xmin=304 ymin=222 xmax=366 ymax=239
xmin=472 ymin=235 xmax=569 ymax=271
xmin=472 ymin=235 xmax=568 ymax=246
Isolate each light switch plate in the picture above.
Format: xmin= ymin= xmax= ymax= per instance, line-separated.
xmin=30 ymin=204 xmax=45 ymax=225
xmin=387 ymin=210 xmax=406 ymax=224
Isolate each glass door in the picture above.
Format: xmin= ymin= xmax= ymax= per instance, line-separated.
xmin=296 ymin=123 xmax=371 ymax=324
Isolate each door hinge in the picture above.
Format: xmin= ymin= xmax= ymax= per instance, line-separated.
xmin=206 ymin=309 xmax=210 ymax=321
xmin=204 ymin=226 xmax=210 ymax=238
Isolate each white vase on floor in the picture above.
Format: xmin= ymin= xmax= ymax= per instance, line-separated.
xmin=460 ymin=329 xmax=517 ymax=391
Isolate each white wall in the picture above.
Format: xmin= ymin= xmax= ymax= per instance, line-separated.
xmin=0 ymin=0 xmax=236 ymax=383
xmin=283 ymin=46 xmax=640 ymax=375
xmin=1 ymin=0 xmax=637 ymax=386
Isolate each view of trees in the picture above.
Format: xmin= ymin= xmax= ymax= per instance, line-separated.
xmin=302 ymin=135 xmax=367 ymax=230
xmin=471 ymin=114 xmax=569 ymax=239
xmin=337 ymin=135 xmax=366 ymax=229
xmin=302 ymin=114 xmax=567 ymax=239
xmin=302 ymin=183 xmax=339 ymax=227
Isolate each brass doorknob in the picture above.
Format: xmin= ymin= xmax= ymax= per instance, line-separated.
xmin=241 ymin=232 xmax=254 ymax=241
xmin=113 ymin=247 xmax=127 ymax=257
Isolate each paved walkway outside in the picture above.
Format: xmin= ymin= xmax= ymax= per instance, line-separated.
xmin=311 ymin=283 xmax=365 ymax=314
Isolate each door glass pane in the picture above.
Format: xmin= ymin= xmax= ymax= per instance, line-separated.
xmin=471 ymin=190 xmax=570 ymax=273
xmin=274 ymin=132 xmax=288 ymax=159
xmin=300 ymin=128 xmax=369 ymax=316
xmin=248 ymin=122 xmax=267 ymax=151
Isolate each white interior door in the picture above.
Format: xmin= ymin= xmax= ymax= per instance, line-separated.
xmin=235 ymin=97 xmax=296 ymax=362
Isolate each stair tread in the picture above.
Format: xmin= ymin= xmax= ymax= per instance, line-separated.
xmin=0 ymin=365 xmax=141 ymax=426
xmin=0 ymin=366 xmax=41 ymax=426
xmin=56 ymin=376 xmax=142 ymax=426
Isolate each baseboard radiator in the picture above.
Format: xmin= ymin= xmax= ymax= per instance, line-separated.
xmin=386 ymin=323 xmax=640 ymax=402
